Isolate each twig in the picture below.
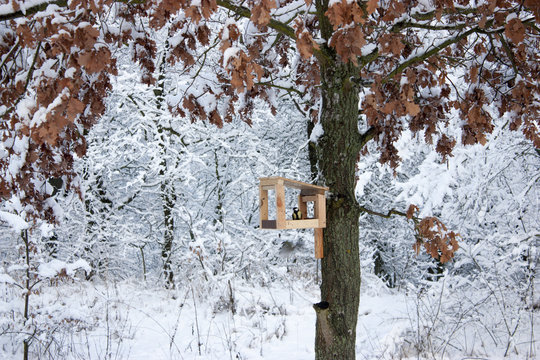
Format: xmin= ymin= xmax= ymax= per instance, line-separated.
xmin=191 ymin=286 xmax=202 ymax=356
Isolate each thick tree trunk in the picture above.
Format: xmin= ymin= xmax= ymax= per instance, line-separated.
xmin=314 ymin=61 xmax=362 ymax=359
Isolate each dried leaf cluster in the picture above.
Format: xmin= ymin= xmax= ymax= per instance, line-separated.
xmin=407 ymin=205 xmax=460 ymax=263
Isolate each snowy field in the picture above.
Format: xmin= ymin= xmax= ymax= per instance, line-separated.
xmin=2 ymin=272 xmax=537 ymax=360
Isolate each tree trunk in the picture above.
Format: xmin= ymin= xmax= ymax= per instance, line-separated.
xmin=155 ymin=47 xmax=177 ymax=289
xmin=160 ymin=179 xmax=175 ymax=288
xmin=314 ymin=61 xmax=362 ymax=359
xmin=22 ymin=230 xmax=30 ymax=360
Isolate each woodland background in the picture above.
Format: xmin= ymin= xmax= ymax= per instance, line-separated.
xmin=1 ymin=0 xmax=539 ymax=359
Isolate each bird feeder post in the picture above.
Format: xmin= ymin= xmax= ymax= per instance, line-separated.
xmin=314 ymin=193 xmax=326 ymax=259
xmin=298 ymin=194 xmax=307 ymax=222
xmin=275 ymin=179 xmax=286 ymax=229
xmin=315 ymin=193 xmax=326 ymax=228
xmin=314 ymin=228 xmax=324 ymax=259
xmin=259 ymin=177 xmax=328 ymax=259
xmin=259 ymin=184 xmax=269 ymax=229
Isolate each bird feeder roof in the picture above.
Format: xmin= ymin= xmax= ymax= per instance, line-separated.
xmin=259 ymin=176 xmax=328 ymax=195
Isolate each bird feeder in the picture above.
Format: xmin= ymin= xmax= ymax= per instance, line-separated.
xmin=259 ymin=177 xmax=328 ymax=259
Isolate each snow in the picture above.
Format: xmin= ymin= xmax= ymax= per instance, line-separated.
xmin=0 ymin=3 xmax=15 ymax=17
xmin=0 ymin=0 xmax=55 ymax=17
xmin=15 ymin=98 xmax=35 ymax=122
xmin=506 ymin=12 xmax=518 ymax=21
xmin=6 ymin=272 xmax=530 ymax=360
xmin=0 ymin=210 xmax=29 ymax=231
xmin=0 ymin=273 xmax=16 ymax=285
xmin=355 ymin=170 xmax=372 ymax=197
xmin=5 ymin=136 xmax=29 ymax=180
xmin=0 ymin=278 xmax=414 ymax=360
xmin=38 ymin=259 xmax=91 ymax=278
xmin=39 ymin=222 xmax=55 ymax=238
xmin=361 ymin=43 xmax=377 ymax=56
xmin=328 ymin=0 xmax=353 ymax=7
xmin=65 ymin=67 xmax=76 ymax=78
xmin=309 ymin=122 xmax=323 ymax=143
xmin=223 ymin=46 xmax=241 ymax=67
xmin=1 ymin=3 xmax=539 ymax=359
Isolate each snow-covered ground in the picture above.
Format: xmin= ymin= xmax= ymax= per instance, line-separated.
xmin=3 ymin=272 xmax=537 ymax=360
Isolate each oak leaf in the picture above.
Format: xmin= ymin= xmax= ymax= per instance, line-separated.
xmin=77 ymin=48 xmax=111 ymax=73
xmin=295 ymin=20 xmax=319 ymax=59
xmin=435 ymin=134 xmax=456 ymax=160
xmin=525 ymin=0 xmax=540 ymax=22
xmin=379 ymin=34 xmax=405 ymax=56
xmin=201 ymin=0 xmax=218 ymax=19
xmin=406 ymin=204 xmax=418 ymax=220
xmin=251 ymin=0 xmax=277 ymax=26
xmin=381 ymin=1 xmax=405 ymax=22
xmin=185 ymin=7 xmax=202 ymax=23
xmin=326 ymin=0 xmax=365 ymax=29
xmin=470 ymin=66 xmax=478 ymax=83
xmin=505 ymin=18 xmax=525 ymax=44
xmin=366 ymin=0 xmax=378 ymax=15
xmin=74 ymin=25 xmax=99 ymax=49
xmin=66 ymin=98 xmax=85 ymax=121
xmin=414 ymin=216 xmax=460 ymax=263
xmin=405 ymin=101 xmax=420 ymax=116
xmin=478 ymin=14 xmax=487 ymax=29
xmin=329 ymin=26 xmax=365 ymax=64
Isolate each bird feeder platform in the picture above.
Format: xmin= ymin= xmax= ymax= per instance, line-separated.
xmin=259 ymin=177 xmax=328 ymax=258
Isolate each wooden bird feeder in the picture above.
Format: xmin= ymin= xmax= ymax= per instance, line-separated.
xmin=259 ymin=177 xmax=329 ymax=259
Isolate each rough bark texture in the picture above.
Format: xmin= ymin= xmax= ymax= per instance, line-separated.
xmin=315 ymin=61 xmax=362 ymax=359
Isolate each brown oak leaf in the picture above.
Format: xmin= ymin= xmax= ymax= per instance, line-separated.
xmin=406 ymin=204 xmax=418 ymax=219
xmin=366 ymin=0 xmax=378 ymax=15
xmin=251 ymin=0 xmax=277 ymax=26
xmin=505 ymin=18 xmax=525 ymax=44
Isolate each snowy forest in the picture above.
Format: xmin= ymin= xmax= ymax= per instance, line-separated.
xmin=0 ymin=0 xmax=539 ymax=359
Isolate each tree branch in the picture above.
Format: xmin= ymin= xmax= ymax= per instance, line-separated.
xmin=383 ymin=13 xmax=540 ymax=82
xmin=359 ymin=205 xmax=419 ymax=223
xmin=0 ymin=41 xmax=41 ymax=119
xmin=391 ymin=21 xmax=467 ymax=33
xmin=358 ymin=126 xmax=375 ymax=150
xmin=409 ymin=6 xmax=479 ymax=22
xmin=254 ymin=81 xmax=304 ymax=96
xmin=359 ymin=205 xmax=405 ymax=218
xmin=0 ymin=0 xmax=67 ymax=22
xmin=216 ymin=0 xmax=296 ymax=39
xmin=499 ymin=35 xmax=518 ymax=79
xmin=216 ymin=0 xmax=330 ymax=62
xmin=383 ymin=28 xmax=476 ymax=83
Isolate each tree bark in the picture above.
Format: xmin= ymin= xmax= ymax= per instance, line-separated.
xmin=314 ymin=61 xmax=362 ymax=359
xmin=160 ymin=179 xmax=175 ymax=288
xmin=153 ymin=46 xmax=177 ymax=289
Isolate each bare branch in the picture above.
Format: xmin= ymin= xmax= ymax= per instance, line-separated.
xmin=0 ymin=0 xmax=67 ymax=22
xmin=254 ymin=81 xmax=304 ymax=96
xmin=359 ymin=205 xmax=411 ymax=220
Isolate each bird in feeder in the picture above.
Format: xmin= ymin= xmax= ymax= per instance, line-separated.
xmin=292 ymin=207 xmax=302 ymax=220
